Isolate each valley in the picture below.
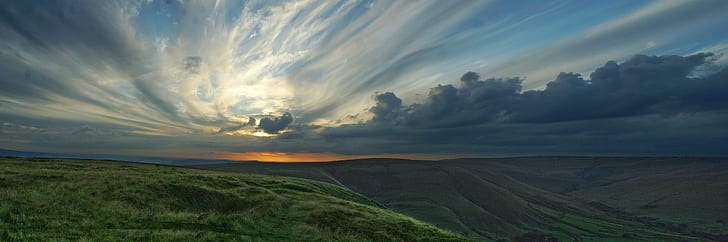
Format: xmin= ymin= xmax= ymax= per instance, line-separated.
xmin=194 ymin=157 xmax=728 ymax=241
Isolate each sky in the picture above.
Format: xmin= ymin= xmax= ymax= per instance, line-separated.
xmin=1 ymin=0 xmax=727 ymax=161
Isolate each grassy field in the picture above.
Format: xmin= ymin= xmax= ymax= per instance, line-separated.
xmin=0 ymin=157 xmax=468 ymax=241
xmin=194 ymin=157 xmax=728 ymax=241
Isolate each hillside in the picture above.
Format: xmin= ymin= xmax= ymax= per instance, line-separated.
xmin=0 ymin=157 xmax=468 ymax=241
xmin=193 ymin=157 xmax=728 ymax=241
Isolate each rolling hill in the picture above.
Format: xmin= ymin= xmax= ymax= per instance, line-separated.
xmin=0 ymin=157 xmax=467 ymax=241
xmin=193 ymin=157 xmax=728 ymax=241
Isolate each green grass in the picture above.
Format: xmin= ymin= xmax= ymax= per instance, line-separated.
xmin=534 ymin=213 xmax=699 ymax=241
xmin=0 ymin=157 xmax=469 ymax=241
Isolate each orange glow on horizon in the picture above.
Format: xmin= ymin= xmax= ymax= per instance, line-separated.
xmin=211 ymin=152 xmax=465 ymax=162
xmin=39 ymin=148 xmax=481 ymax=163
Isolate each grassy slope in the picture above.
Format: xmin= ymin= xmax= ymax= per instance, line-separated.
xmin=0 ymin=157 xmax=468 ymax=241
xmin=194 ymin=157 xmax=727 ymax=241
xmin=462 ymin=157 xmax=728 ymax=238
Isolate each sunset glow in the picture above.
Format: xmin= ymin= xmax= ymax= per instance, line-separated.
xmin=212 ymin=152 xmax=471 ymax=162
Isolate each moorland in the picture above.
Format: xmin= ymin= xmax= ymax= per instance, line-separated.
xmin=194 ymin=156 xmax=728 ymax=241
xmin=0 ymin=157 xmax=466 ymax=241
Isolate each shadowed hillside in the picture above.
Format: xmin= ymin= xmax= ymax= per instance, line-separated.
xmin=0 ymin=157 xmax=468 ymax=241
xmin=193 ymin=157 xmax=728 ymax=241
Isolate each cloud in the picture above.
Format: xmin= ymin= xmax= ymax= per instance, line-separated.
xmin=366 ymin=53 xmax=724 ymax=128
xmin=0 ymin=1 xmax=139 ymax=102
xmin=215 ymin=116 xmax=257 ymax=134
xmin=287 ymin=1 xmax=490 ymax=121
xmin=0 ymin=0 xmax=352 ymax=136
xmin=306 ymin=53 xmax=728 ymax=156
xmin=1 ymin=1 xmax=727 ymax=158
xmin=71 ymin=126 xmax=100 ymax=137
xmin=258 ymin=112 xmax=293 ymax=134
xmin=0 ymin=0 xmax=193 ymax=132
xmin=369 ymin=92 xmax=402 ymax=124
xmin=484 ymin=1 xmax=728 ymax=89
xmin=247 ymin=117 xmax=257 ymax=126
xmin=182 ymin=56 xmax=202 ymax=74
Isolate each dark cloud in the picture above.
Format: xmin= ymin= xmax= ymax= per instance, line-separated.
xmin=183 ymin=56 xmax=202 ymax=74
xmin=313 ymin=111 xmax=728 ymax=156
xmin=258 ymin=112 xmax=293 ymax=134
xmin=368 ymin=53 xmax=726 ymax=128
xmin=308 ymin=53 xmax=728 ymax=156
xmin=369 ymin=92 xmax=402 ymax=124
xmin=369 ymin=72 xmax=522 ymax=128
xmin=247 ymin=117 xmax=257 ymax=126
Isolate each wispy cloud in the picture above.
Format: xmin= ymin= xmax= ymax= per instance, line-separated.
xmin=1 ymin=0 xmax=727 ymax=158
xmin=482 ymin=0 xmax=728 ymax=89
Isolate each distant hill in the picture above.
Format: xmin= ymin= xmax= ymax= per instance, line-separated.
xmin=0 ymin=148 xmax=253 ymax=165
xmin=0 ymin=157 xmax=467 ymax=241
xmin=0 ymin=149 xmax=90 ymax=159
xmin=193 ymin=157 xmax=728 ymax=241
